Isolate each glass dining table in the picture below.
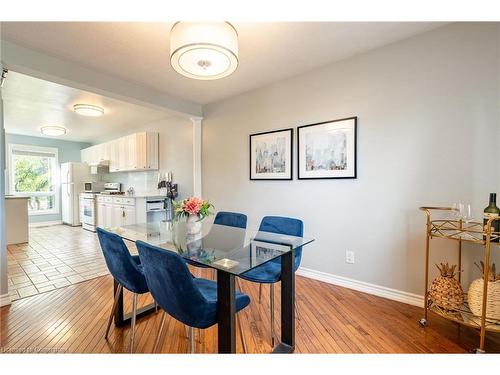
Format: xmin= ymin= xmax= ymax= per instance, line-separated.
xmin=106 ymin=220 xmax=314 ymax=353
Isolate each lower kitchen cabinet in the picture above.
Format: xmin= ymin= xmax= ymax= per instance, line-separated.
xmin=96 ymin=201 xmax=105 ymax=228
xmin=96 ymin=196 xmax=137 ymax=228
xmin=123 ymin=205 xmax=136 ymax=226
xmin=104 ymin=203 xmax=114 ymax=227
xmin=95 ymin=195 xmax=165 ymax=228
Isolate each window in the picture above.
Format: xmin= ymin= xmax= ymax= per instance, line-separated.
xmin=8 ymin=144 xmax=59 ymax=215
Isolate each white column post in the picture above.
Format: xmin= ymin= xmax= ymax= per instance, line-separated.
xmin=0 ymin=61 xmax=11 ymax=306
xmin=191 ymin=117 xmax=203 ymax=198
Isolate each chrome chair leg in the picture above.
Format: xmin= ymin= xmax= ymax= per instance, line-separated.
xmin=154 ymin=300 xmax=158 ymax=313
xmin=258 ymin=284 xmax=262 ymax=304
xmin=236 ymin=279 xmax=248 ymax=354
xmin=270 ymin=283 xmax=275 ymax=347
xmin=188 ymin=326 xmax=195 ymax=353
xmin=105 ymin=284 xmax=123 ymax=339
xmin=130 ymin=293 xmax=138 ymax=353
xmin=153 ymin=310 xmax=167 ymax=353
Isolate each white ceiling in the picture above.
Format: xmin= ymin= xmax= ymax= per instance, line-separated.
xmin=3 ymin=71 xmax=172 ymax=143
xmin=1 ymin=22 xmax=446 ymax=105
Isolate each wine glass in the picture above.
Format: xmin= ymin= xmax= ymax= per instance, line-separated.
xmin=450 ymin=203 xmax=460 ymax=220
xmin=457 ymin=203 xmax=465 ymax=220
xmin=463 ymin=204 xmax=473 ymax=223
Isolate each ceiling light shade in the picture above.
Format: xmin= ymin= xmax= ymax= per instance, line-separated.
xmin=170 ymin=22 xmax=238 ymax=80
xmin=41 ymin=126 xmax=67 ymax=137
xmin=73 ymin=104 xmax=104 ymax=117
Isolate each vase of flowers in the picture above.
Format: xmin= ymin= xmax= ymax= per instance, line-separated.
xmin=174 ymin=197 xmax=214 ymax=235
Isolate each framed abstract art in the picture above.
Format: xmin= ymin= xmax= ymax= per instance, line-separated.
xmin=297 ymin=117 xmax=357 ymax=179
xmin=249 ymin=128 xmax=293 ymax=180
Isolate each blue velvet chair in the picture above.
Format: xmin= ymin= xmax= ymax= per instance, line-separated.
xmin=213 ymin=211 xmax=248 ymax=229
xmin=97 ymin=227 xmax=150 ymax=353
xmin=136 ymin=240 xmax=251 ymax=353
xmin=238 ymin=216 xmax=303 ymax=347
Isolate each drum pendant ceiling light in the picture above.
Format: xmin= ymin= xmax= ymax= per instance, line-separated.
xmin=170 ymin=22 xmax=238 ymax=80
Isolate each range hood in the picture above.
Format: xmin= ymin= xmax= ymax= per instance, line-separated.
xmin=88 ymin=160 xmax=110 ymax=175
xmin=88 ymin=159 xmax=110 ymax=167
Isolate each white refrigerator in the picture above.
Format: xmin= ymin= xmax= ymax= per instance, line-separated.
xmin=61 ymin=162 xmax=90 ymax=226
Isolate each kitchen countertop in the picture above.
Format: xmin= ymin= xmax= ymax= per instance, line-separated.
xmin=95 ymin=193 xmax=166 ymax=199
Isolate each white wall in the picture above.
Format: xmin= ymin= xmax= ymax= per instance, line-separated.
xmin=102 ymin=116 xmax=194 ymax=199
xmin=202 ymin=23 xmax=500 ymax=296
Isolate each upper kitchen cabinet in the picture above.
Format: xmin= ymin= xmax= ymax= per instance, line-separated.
xmin=81 ymin=131 xmax=159 ymax=172
xmin=81 ymin=144 xmax=101 ymax=166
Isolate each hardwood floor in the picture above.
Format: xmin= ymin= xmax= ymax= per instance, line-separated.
xmin=2 ymin=271 xmax=499 ymax=353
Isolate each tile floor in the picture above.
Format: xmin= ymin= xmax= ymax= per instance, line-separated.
xmin=7 ymin=224 xmax=116 ymax=301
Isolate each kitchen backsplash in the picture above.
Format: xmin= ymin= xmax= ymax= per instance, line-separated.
xmin=97 ymin=170 xmax=163 ymax=196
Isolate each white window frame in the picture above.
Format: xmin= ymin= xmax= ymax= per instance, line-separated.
xmin=7 ymin=143 xmax=60 ymax=216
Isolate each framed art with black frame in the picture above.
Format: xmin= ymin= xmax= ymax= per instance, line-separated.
xmin=297 ymin=117 xmax=357 ymax=180
xmin=249 ymin=128 xmax=293 ymax=180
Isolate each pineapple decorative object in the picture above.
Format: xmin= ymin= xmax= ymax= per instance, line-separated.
xmin=429 ymin=263 xmax=464 ymax=311
xmin=468 ymin=262 xmax=500 ymax=321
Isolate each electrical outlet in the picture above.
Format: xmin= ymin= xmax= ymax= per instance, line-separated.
xmin=345 ymin=250 xmax=355 ymax=264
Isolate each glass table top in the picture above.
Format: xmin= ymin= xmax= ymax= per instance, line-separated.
xmin=106 ymin=220 xmax=314 ymax=276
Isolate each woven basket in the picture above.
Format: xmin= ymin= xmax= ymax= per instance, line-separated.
xmin=429 ymin=276 xmax=464 ymax=311
xmin=468 ymin=279 xmax=500 ymax=321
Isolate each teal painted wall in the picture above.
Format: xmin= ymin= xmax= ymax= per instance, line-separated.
xmin=5 ymin=133 xmax=91 ymax=223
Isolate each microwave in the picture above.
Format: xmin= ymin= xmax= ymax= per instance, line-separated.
xmin=84 ymin=181 xmax=106 ymax=193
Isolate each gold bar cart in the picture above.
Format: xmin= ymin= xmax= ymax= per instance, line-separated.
xmin=419 ymin=207 xmax=500 ymax=353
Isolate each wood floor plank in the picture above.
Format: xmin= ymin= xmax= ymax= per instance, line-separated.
xmin=2 ymin=272 xmax=500 ymax=353
xmin=2 ymin=224 xmax=500 ymax=353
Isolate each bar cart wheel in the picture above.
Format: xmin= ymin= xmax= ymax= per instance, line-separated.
xmin=419 ymin=318 xmax=427 ymax=327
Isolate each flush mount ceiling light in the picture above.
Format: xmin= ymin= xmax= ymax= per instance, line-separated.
xmin=40 ymin=126 xmax=67 ymax=137
xmin=170 ymin=22 xmax=238 ymax=80
xmin=73 ymin=104 xmax=104 ymax=117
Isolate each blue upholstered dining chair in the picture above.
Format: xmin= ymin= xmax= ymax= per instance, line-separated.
xmin=238 ymin=216 xmax=304 ymax=347
xmin=136 ymin=240 xmax=251 ymax=353
xmin=96 ymin=227 xmax=150 ymax=353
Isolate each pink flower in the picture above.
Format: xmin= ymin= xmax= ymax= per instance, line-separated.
xmin=183 ymin=197 xmax=203 ymax=215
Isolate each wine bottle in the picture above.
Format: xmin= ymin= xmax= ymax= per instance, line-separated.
xmin=483 ymin=193 xmax=500 ymax=243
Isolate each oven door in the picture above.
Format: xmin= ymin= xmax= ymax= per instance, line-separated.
xmin=80 ymin=197 xmax=96 ymax=226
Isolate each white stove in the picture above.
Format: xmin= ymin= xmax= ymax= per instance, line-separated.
xmin=80 ymin=192 xmax=98 ymax=232
xmin=79 ymin=183 xmax=122 ymax=232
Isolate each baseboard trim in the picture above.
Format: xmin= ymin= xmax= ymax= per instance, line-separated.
xmin=296 ymin=267 xmax=424 ymax=307
xmin=0 ymin=293 xmax=11 ymax=307
xmin=29 ymin=220 xmax=63 ymax=228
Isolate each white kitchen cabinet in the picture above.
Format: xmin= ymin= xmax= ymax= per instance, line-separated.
xmin=109 ymin=140 xmax=119 ymax=172
xmin=95 ymin=201 xmax=115 ymax=228
xmin=95 ymin=195 xmax=165 ymax=228
xmin=125 ymin=134 xmax=137 ymax=170
xmin=112 ymin=205 xmax=124 ymax=227
xmin=101 ymin=142 xmax=111 ymax=161
xmin=95 ymin=196 xmax=138 ymax=228
xmin=81 ymin=143 xmax=107 ymax=166
xmin=145 ymin=132 xmax=159 ymax=170
xmin=80 ymin=147 xmax=90 ymax=164
xmin=6 ymin=197 xmax=29 ymax=245
xmin=96 ymin=202 xmax=105 ymax=228
xmin=104 ymin=203 xmax=114 ymax=227
xmin=80 ymin=132 xmax=159 ymax=172
xmin=123 ymin=205 xmax=136 ymax=226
